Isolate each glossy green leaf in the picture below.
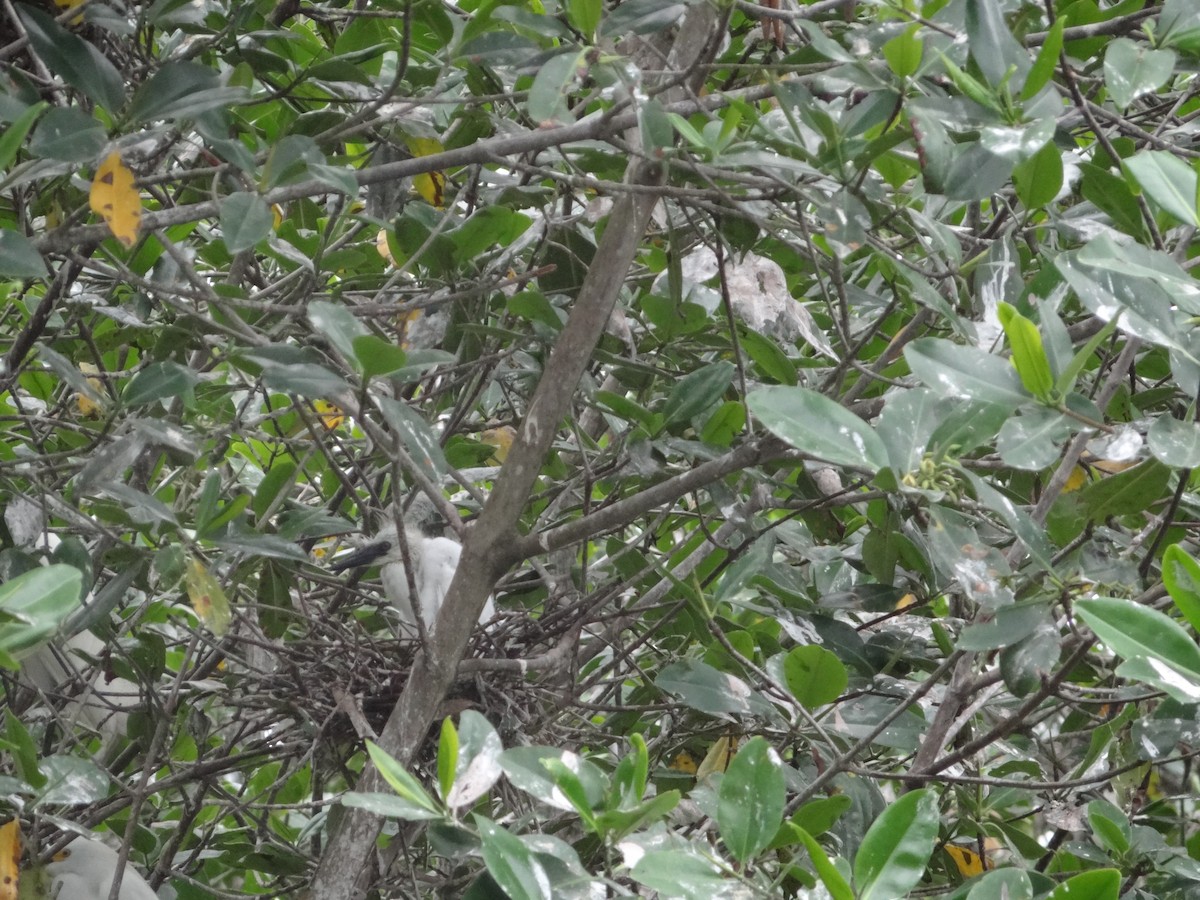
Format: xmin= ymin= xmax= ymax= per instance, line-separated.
xmin=221 ymin=191 xmax=274 ymax=253
xmin=782 ymin=645 xmax=848 ymax=709
xmin=996 ymin=407 xmax=1070 ymax=470
xmin=1022 ymin=17 xmax=1064 ymax=99
xmin=477 ymin=815 xmax=553 ymax=900
xmin=904 ymin=338 xmax=1030 ymax=408
xmin=1075 ymin=596 xmax=1200 ymax=677
xmin=0 ymin=101 xmax=47 ymax=171
xmin=28 ymin=107 xmax=105 ymax=162
xmin=966 ymin=868 xmax=1034 ymax=900
xmin=853 ymin=788 xmax=939 ymax=900
xmin=1163 ymin=543 xmax=1200 ymax=634
xmin=1012 ymin=141 xmax=1063 ymax=209
xmin=437 ymin=717 xmax=459 ymax=804
xmin=365 ymin=740 xmax=442 ymax=815
xmin=1042 ymin=868 xmax=1120 ymax=900
xmin=662 ymin=361 xmax=735 ymax=430
xmin=716 ymin=736 xmax=785 ymax=862
xmin=0 ymin=228 xmax=48 ymax=278
xmin=352 ymin=335 xmax=408 ymax=379
xmin=1148 ymin=415 xmax=1200 ymax=468
xmin=997 ymin=302 xmax=1054 ymax=399
xmin=793 ymin=825 xmax=853 ymax=900
xmin=122 ymin=361 xmax=200 ymax=407
xmin=17 ymin=5 xmax=125 ymax=112
xmin=883 ymin=25 xmax=922 ymax=79
xmin=527 ymin=51 xmax=581 ymax=124
xmin=1104 ymin=38 xmax=1175 ymax=109
xmin=1124 ymin=150 xmax=1200 ymax=226
xmin=445 ymin=711 xmax=503 ymax=810
xmin=747 ymin=385 xmax=888 ymax=472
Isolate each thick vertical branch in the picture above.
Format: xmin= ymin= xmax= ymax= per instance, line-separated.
xmin=306 ymin=10 xmax=724 ymax=897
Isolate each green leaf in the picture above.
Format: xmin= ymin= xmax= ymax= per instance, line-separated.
xmin=221 ymin=192 xmax=274 ymax=253
xmin=351 ymin=335 xmax=408 ymax=379
xmin=662 ymin=361 xmax=735 ymax=431
xmin=853 ymin=788 xmax=939 ymax=900
xmin=716 ymin=736 xmax=785 ymax=862
xmin=437 ymin=717 xmax=459 ymax=804
xmin=0 ymin=101 xmax=47 ymax=171
xmin=1078 ymin=458 xmax=1171 ymax=520
xmin=378 ymin=398 xmax=449 ymax=482
xmin=1042 ymin=868 xmax=1120 ymax=900
xmin=1087 ymin=800 xmax=1131 ymax=855
xmin=307 ymin=300 xmax=367 ymax=363
xmin=1022 ymin=17 xmax=1064 ymax=99
xmin=1075 ymin=597 xmax=1200 ymax=677
xmin=997 ymin=302 xmax=1054 ymax=399
xmin=957 ymin=602 xmax=1047 ymax=651
xmin=1148 ymin=415 xmax=1200 ymax=468
xmin=342 ymin=791 xmax=445 ymax=821
xmin=452 ymin=207 xmax=532 ymax=261
xmin=782 ymin=645 xmax=848 ymax=709
xmin=966 ymin=868 xmax=1034 ymax=900
xmin=477 ymin=815 xmax=553 ymax=900
xmin=747 ymin=385 xmax=888 ymax=472
xmin=791 ymin=795 xmax=852 ymax=838
xmin=1163 ymin=543 xmax=1200 ymax=634
xmin=656 ymin=659 xmax=774 ymax=718
xmin=16 ymin=5 xmax=125 ymax=113
xmin=122 ymin=361 xmax=200 ymax=407
xmin=445 ymin=710 xmax=503 ymax=810
xmin=1104 ymin=38 xmax=1175 ymax=109
xmin=883 ymin=25 xmax=922 ymax=79
xmin=28 ymin=107 xmax=106 ymax=162
xmin=129 ymin=60 xmax=244 ymax=124
xmin=1124 ymin=150 xmax=1200 ymax=226
xmin=527 ymin=51 xmax=582 ymax=124
xmin=904 ymin=338 xmax=1030 ymax=408
xmin=565 ymin=0 xmax=602 ymax=40
xmin=0 ymin=228 xmax=48 ymax=278
xmin=996 ymin=407 xmax=1070 ymax=470
xmin=1012 ymin=142 xmax=1063 ymax=209
xmin=793 ymin=825 xmax=853 ymax=900
xmin=0 ymin=565 xmax=82 ymax=660
xmin=365 ymin=741 xmax=442 ymax=815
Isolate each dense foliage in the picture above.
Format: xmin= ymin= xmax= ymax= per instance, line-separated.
xmin=4 ymin=0 xmax=1200 ymax=897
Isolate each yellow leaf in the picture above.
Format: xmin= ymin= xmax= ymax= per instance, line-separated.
xmin=404 ymin=136 xmax=445 ymax=208
xmin=944 ymin=843 xmax=992 ymax=877
xmin=53 ymin=0 xmax=85 ymax=23
xmin=75 ymin=361 xmax=105 ymax=418
xmin=1062 ymin=465 xmax=1088 ymax=493
xmin=89 ymin=152 xmax=142 ymax=248
xmin=667 ymin=750 xmax=698 ymax=775
xmin=0 ymin=819 xmax=19 ymax=900
xmin=895 ymin=592 xmax=918 ymax=611
xmin=313 ymin=399 xmax=344 ymax=431
xmin=185 ymin=557 xmax=231 ymax=636
xmin=696 ymin=734 xmax=739 ymax=781
xmin=481 ymin=425 xmax=517 ymax=464
xmin=376 ymin=228 xmax=395 ymax=266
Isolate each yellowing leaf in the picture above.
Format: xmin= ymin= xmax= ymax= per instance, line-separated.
xmin=313 ymin=399 xmax=344 ymax=431
xmin=667 ymin=750 xmax=698 ymax=774
xmin=696 ymin=733 xmax=739 ymax=781
xmin=53 ymin=0 xmax=85 ymax=23
xmin=376 ymin=228 xmax=395 ymax=266
xmin=76 ymin=361 xmax=105 ymax=418
xmin=89 ymin=152 xmax=142 ymax=248
xmin=895 ymin=592 xmax=918 ymax=611
xmin=185 ymin=557 xmax=231 ymax=636
xmin=481 ymin=425 xmax=517 ymax=464
xmin=944 ymin=842 xmax=992 ymax=877
xmin=405 ymin=136 xmax=445 ymax=208
xmin=1062 ymin=465 xmax=1088 ymax=493
xmin=0 ymin=819 xmax=19 ymax=900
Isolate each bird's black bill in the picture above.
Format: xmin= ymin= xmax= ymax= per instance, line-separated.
xmin=329 ymin=540 xmax=393 ymax=573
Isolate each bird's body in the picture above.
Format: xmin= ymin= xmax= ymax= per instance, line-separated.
xmin=334 ymin=523 xmax=494 ymax=636
xmin=46 ymin=835 xmax=158 ymax=900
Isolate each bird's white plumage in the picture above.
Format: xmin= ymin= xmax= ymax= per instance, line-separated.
xmin=46 ymin=835 xmax=158 ymax=900
xmin=373 ymin=524 xmax=495 ymax=636
xmin=21 ymin=629 xmax=140 ymax=739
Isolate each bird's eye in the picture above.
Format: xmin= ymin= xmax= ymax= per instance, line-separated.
xmin=52 ymin=849 xmax=71 ymax=861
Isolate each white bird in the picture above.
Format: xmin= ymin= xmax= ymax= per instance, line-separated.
xmin=332 ymin=520 xmax=494 ymax=637
xmin=45 ymin=834 xmax=158 ymax=900
xmin=20 ymin=628 xmax=140 ymax=740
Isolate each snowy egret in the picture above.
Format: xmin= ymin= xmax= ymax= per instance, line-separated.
xmin=45 ymin=834 xmax=158 ymax=900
